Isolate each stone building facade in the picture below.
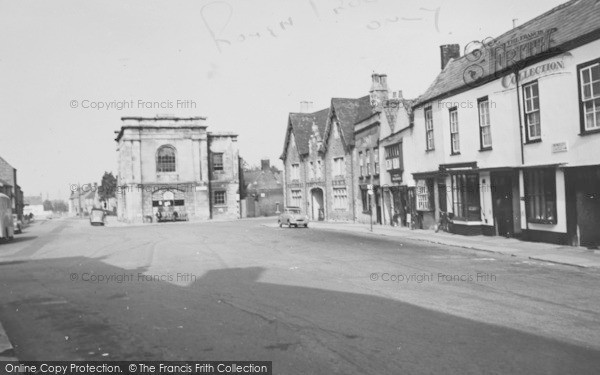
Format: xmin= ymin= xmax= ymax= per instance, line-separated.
xmin=243 ymin=159 xmax=284 ymax=217
xmin=281 ymin=78 xmax=375 ymax=222
xmin=0 ymin=155 xmax=24 ymax=219
xmin=115 ymin=116 xmax=239 ymax=223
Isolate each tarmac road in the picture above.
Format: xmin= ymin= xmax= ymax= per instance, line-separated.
xmin=0 ymin=217 xmax=599 ymax=374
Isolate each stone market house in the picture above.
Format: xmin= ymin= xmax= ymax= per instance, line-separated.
xmin=115 ymin=116 xmax=240 ymax=223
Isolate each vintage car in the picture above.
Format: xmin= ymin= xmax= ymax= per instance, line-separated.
xmin=278 ymin=207 xmax=309 ymax=228
xmin=12 ymin=214 xmax=23 ymax=234
xmin=89 ymin=208 xmax=106 ymax=226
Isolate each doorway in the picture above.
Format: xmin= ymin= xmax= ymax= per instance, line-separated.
xmin=491 ymin=172 xmax=515 ymax=237
xmin=310 ymin=188 xmax=325 ymax=221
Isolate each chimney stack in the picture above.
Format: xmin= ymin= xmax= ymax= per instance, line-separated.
xmin=369 ymin=73 xmax=389 ymax=106
xmin=299 ymin=101 xmax=314 ymax=113
xmin=440 ymin=44 xmax=460 ymax=70
xmin=261 ymin=159 xmax=271 ymax=171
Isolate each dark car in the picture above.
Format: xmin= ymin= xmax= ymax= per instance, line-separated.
xmin=89 ymin=209 xmax=106 ymax=226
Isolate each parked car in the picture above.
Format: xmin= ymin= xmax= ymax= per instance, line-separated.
xmin=89 ymin=208 xmax=106 ymax=226
xmin=12 ymin=214 xmax=22 ymax=234
xmin=278 ymin=207 xmax=309 ymax=228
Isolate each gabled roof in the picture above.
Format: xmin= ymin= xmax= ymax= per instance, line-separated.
xmin=281 ymin=107 xmax=330 ymax=159
xmin=380 ymin=98 xmax=416 ymax=131
xmin=244 ymin=169 xmax=282 ymax=190
xmin=24 ymin=196 xmax=43 ymax=205
xmin=414 ymin=0 xmax=600 ymax=107
xmin=327 ymin=95 xmax=373 ymax=146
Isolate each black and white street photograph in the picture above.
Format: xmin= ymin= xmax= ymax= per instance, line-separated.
xmin=1 ymin=0 xmax=600 ymax=374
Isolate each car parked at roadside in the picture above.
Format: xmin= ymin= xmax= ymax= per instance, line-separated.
xmin=278 ymin=207 xmax=309 ymax=228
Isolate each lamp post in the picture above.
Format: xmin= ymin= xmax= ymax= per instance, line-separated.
xmin=367 ymin=184 xmax=374 ymax=232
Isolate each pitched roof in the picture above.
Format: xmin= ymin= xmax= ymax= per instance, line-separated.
xmin=0 ymin=178 xmax=12 ymax=188
xmin=24 ymin=196 xmax=43 ymax=205
xmin=329 ymin=95 xmax=373 ymax=146
xmin=282 ymin=107 xmax=330 ymax=158
xmin=414 ymin=0 xmax=600 ymax=106
xmin=244 ymin=169 xmax=283 ymax=190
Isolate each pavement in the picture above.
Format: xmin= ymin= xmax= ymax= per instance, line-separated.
xmin=264 ymin=220 xmax=600 ymax=269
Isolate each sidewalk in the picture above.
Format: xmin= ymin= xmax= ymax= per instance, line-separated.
xmin=0 ymin=321 xmax=16 ymax=361
xmin=267 ymin=221 xmax=600 ymax=269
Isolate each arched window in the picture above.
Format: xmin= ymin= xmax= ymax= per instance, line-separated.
xmin=156 ymin=146 xmax=176 ymax=172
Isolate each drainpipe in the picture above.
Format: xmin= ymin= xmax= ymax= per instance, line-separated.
xmin=514 ymin=66 xmax=529 ymax=232
xmin=515 ymin=67 xmax=525 ymax=166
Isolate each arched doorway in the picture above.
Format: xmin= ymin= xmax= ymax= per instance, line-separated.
xmin=310 ymin=188 xmax=325 ymax=221
xmin=152 ymin=189 xmax=185 ymax=221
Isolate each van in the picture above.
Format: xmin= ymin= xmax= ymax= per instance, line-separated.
xmin=0 ymin=193 xmax=15 ymax=241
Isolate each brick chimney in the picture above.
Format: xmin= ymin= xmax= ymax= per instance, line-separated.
xmin=440 ymin=44 xmax=460 ymax=70
xmin=261 ymin=159 xmax=271 ymax=171
xmin=369 ymin=73 xmax=389 ymax=107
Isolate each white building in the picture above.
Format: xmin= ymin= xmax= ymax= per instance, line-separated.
xmin=411 ymin=0 xmax=600 ymax=246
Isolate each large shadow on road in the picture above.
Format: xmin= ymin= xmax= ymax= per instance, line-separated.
xmin=0 ymin=257 xmax=599 ymax=374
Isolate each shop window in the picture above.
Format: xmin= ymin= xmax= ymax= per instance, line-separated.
xmin=416 ymin=179 xmax=433 ymax=211
xmin=524 ymin=169 xmax=557 ymax=224
xmin=451 ymin=174 xmax=481 ymax=221
xmin=156 ymin=146 xmax=176 ymax=172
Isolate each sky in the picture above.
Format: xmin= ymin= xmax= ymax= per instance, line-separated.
xmin=0 ymin=0 xmax=566 ymax=200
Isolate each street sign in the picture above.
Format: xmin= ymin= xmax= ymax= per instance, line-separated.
xmin=368 ymin=190 xmax=374 ymax=195
xmin=367 ymin=184 xmax=373 ymax=190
